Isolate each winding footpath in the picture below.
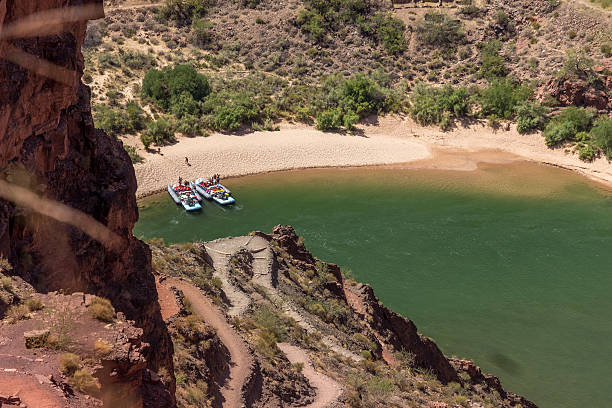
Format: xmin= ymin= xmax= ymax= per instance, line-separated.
xmin=161 ymin=236 xmax=347 ymax=407
xmin=277 ymin=343 xmax=344 ymax=408
xmin=163 ymin=277 xmax=253 ymax=408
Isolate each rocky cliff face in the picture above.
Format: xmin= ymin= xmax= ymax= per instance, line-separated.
xmin=0 ymin=1 xmax=174 ymax=405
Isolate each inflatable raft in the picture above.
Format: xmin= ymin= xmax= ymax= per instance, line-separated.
xmin=168 ymin=183 xmax=202 ymax=212
xmin=192 ymin=178 xmax=235 ymax=205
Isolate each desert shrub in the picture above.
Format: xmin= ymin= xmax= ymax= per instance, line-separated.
xmin=478 ymin=78 xmax=532 ymax=120
xmin=84 ymin=22 xmax=104 ymax=48
xmin=495 ymin=10 xmax=510 ymax=28
xmin=543 ymin=106 xmax=596 ymax=146
xmin=71 ymin=369 xmax=101 ymax=394
xmin=6 ymin=304 xmax=29 ymax=323
xmin=94 ymin=339 xmax=113 ymax=356
xmin=316 ymin=108 xmax=343 ymax=131
xmin=460 ymin=4 xmax=482 ymax=17
xmin=416 ymin=12 xmax=464 ymax=49
xmin=254 ymin=307 xmax=286 ymax=340
xmin=207 ymin=98 xmax=256 ymax=131
xmin=191 ymin=18 xmax=214 ymax=47
xmin=59 ymin=353 xmax=81 ymax=376
xmin=515 ymin=101 xmax=548 ymax=133
xmin=125 ymin=101 xmax=147 ymax=132
xmin=93 ymin=105 xmax=126 ymax=136
xmin=297 ymin=10 xmax=326 ymax=41
xmin=176 ymin=114 xmax=204 ymax=136
xmin=1 ymin=276 xmax=12 ymax=290
xmin=171 ymin=92 xmax=200 ymax=118
xmin=87 ymin=297 xmax=116 ymax=323
xmin=140 ymin=133 xmax=154 ymax=149
xmin=158 ymin=0 xmax=211 ymax=26
xmin=360 ymin=12 xmax=406 ymax=54
xmin=256 ymin=329 xmax=280 ymax=360
xmin=591 ymin=118 xmax=612 ymax=158
xmin=120 ymin=51 xmax=155 ymax=70
xmin=478 ymin=40 xmax=507 ymax=79
xmin=559 ymin=49 xmax=595 ymax=80
xmin=97 ymin=52 xmax=120 ymax=70
xmin=410 ymin=83 xmax=471 ymax=129
xmin=601 ymin=43 xmax=612 ymax=57
xmin=25 ymin=297 xmax=44 ymax=312
xmin=243 ymin=0 xmax=261 ymax=8
xmin=578 ymin=143 xmax=597 ymax=161
xmin=143 ymin=65 xmax=210 ymax=111
xmin=124 ymin=145 xmax=144 ymax=164
xmin=145 ymin=117 xmax=176 ymax=145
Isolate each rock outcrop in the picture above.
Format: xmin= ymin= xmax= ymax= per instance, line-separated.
xmin=0 ymin=1 xmax=174 ymax=405
xmin=537 ymin=59 xmax=612 ymax=116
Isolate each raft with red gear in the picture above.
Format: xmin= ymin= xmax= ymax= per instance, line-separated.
xmin=168 ymin=183 xmax=202 ymax=212
xmin=192 ymin=177 xmax=235 ymax=206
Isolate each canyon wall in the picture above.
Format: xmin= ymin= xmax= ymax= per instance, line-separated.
xmin=0 ymin=1 xmax=174 ymax=405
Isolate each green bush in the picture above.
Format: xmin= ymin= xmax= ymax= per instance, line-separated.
xmin=120 ymin=51 xmax=155 ymax=70
xmin=516 ymin=101 xmax=548 ymax=134
xmin=362 ymin=13 xmax=406 ymax=54
xmin=479 ymin=78 xmax=532 ymax=120
xmin=410 ymin=83 xmax=471 ymax=129
xmin=316 ymin=108 xmax=343 ymax=131
xmin=591 ymin=118 xmax=612 ymax=158
xmin=143 ymin=65 xmax=210 ymax=111
xmin=543 ymin=106 xmax=596 ymax=146
xmin=158 ymin=0 xmax=210 ymax=26
xmin=601 ymin=43 xmax=612 ymax=58
xmin=125 ymin=101 xmax=147 ymax=132
xmin=202 ymin=92 xmax=259 ymax=131
xmin=477 ymin=40 xmax=507 ymax=80
xmin=124 ymin=145 xmax=144 ymax=164
xmin=94 ymin=105 xmax=126 ymax=136
xmin=145 ymin=117 xmax=176 ymax=145
xmin=191 ymin=18 xmax=214 ymax=47
xmin=296 ymin=10 xmax=326 ymax=41
xmin=416 ymin=12 xmax=464 ymax=49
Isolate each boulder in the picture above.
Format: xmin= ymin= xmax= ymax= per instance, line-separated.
xmin=24 ymin=329 xmax=50 ymax=349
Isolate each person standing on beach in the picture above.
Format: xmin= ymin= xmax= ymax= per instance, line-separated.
xmin=185 ymin=156 xmax=189 ymax=165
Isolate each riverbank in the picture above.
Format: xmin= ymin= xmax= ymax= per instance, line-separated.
xmin=130 ymin=116 xmax=612 ymax=198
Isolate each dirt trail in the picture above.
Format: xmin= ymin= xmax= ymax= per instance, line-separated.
xmin=277 ymin=343 xmax=344 ymax=408
xmin=203 ymin=236 xmax=362 ymax=362
xmin=163 ymin=277 xmax=253 ymax=408
xmin=155 ymin=277 xmax=179 ymax=320
xmin=0 ymin=373 xmax=64 ymax=408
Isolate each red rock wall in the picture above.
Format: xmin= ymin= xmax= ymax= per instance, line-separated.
xmin=0 ymin=1 xmax=174 ymax=406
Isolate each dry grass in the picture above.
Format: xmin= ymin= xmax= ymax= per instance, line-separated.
xmin=59 ymin=352 xmax=81 ymax=376
xmin=71 ymin=369 xmax=101 ymax=394
xmin=87 ymin=297 xmax=116 ymax=322
xmin=94 ymin=339 xmax=113 ymax=356
xmin=25 ymin=297 xmax=44 ymax=311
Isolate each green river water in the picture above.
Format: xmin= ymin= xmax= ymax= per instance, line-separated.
xmin=134 ymin=161 xmax=612 ymax=408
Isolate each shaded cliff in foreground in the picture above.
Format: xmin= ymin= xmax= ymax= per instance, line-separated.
xmin=0 ymin=1 xmax=174 ymax=405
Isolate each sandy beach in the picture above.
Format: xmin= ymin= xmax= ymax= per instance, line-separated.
xmin=130 ymin=116 xmax=612 ymax=198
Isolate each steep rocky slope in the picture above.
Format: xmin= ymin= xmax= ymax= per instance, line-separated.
xmin=151 ymin=226 xmax=538 ymax=408
xmin=0 ymin=0 xmax=174 ymax=405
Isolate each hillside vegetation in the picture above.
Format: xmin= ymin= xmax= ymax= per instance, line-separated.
xmin=88 ymin=0 xmax=612 ymax=161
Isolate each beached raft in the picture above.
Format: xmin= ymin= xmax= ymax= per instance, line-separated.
xmin=168 ymin=183 xmax=202 ymax=212
xmin=192 ymin=178 xmax=235 ymax=205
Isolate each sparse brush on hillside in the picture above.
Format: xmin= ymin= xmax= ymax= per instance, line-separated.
xmin=297 ymin=0 xmax=406 ymax=54
xmin=416 ymin=12 xmax=464 ymax=51
xmin=158 ymin=0 xmax=212 ymax=26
